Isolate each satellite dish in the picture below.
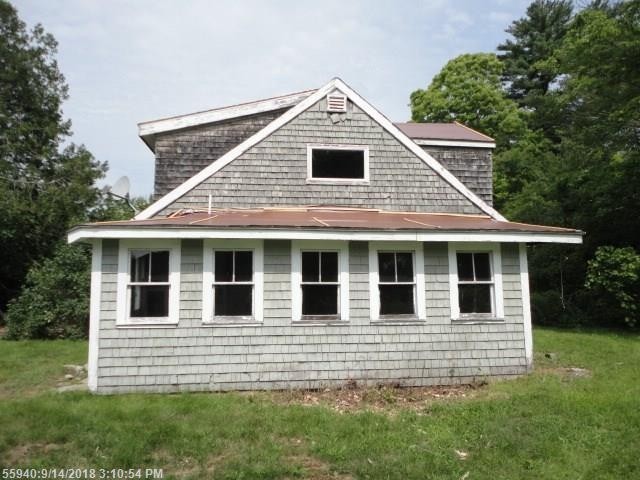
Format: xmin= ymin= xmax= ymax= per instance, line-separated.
xmin=106 ymin=176 xmax=137 ymax=214
xmin=111 ymin=176 xmax=130 ymax=198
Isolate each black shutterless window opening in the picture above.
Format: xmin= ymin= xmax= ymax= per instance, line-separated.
xmin=311 ymin=149 xmax=365 ymax=179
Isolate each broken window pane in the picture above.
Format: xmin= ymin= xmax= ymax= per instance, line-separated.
xmin=379 ymin=285 xmax=415 ymax=315
xmin=302 ymin=285 xmax=338 ymax=316
xmin=311 ymin=149 xmax=365 ymax=179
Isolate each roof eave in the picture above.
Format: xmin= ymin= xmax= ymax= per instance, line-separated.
xmin=68 ymin=225 xmax=583 ymax=245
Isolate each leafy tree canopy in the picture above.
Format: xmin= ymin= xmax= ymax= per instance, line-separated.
xmin=0 ymin=0 xmax=106 ymax=311
xmin=410 ymin=53 xmax=530 ymax=152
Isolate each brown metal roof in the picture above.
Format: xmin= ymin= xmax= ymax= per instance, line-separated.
xmin=80 ymin=207 xmax=579 ymax=235
xmin=394 ymin=122 xmax=494 ymax=143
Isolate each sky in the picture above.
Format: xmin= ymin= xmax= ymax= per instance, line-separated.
xmin=14 ymin=0 xmax=529 ymax=197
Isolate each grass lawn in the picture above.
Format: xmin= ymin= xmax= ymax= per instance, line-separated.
xmin=0 ymin=328 xmax=639 ymax=479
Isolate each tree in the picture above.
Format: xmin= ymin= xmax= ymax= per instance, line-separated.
xmin=497 ymin=0 xmax=573 ymax=139
xmin=0 ymin=1 xmax=106 ymax=313
xmin=410 ymin=53 xmax=529 ymax=152
xmin=4 ymin=195 xmax=149 ymax=339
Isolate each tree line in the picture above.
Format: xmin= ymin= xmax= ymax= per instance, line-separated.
xmin=411 ymin=0 xmax=640 ymax=327
xmin=1 ymin=0 xmax=638 ymax=338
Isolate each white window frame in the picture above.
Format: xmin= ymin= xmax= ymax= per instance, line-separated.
xmin=202 ymin=239 xmax=264 ymax=324
xmin=291 ymin=240 xmax=349 ymax=322
xmin=448 ymin=242 xmax=504 ymax=321
xmin=116 ymin=239 xmax=181 ymax=326
xmin=369 ymin=242 xmax=426 ymax=322
xmin=306 ymin=144 xmax=370 ymax=184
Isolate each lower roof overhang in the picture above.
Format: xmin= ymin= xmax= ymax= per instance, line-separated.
xmin=68 ymin=208 xmax=583 ymax=245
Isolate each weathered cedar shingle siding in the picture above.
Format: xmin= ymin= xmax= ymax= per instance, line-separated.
xmin=155 ymin=98 xmax=484 ymax=216
xmin=153 ymin=109 xmax=288 ymax=200
xmin=96 ymin=240 xmax=526 ymax=393
xmin=421 ymin=146 xmax=493 ymax=205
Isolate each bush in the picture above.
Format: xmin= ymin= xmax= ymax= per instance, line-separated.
xmin=585 ymin=246 xmax=640 ymax=328
xmin=4 ymin=243 xmax=91 ymax=339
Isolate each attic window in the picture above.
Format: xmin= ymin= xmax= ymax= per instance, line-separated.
xmin=326 ymin=93 xmax=347 ymax=112
xmin=307 ymin=145 xmax=369 ymax=183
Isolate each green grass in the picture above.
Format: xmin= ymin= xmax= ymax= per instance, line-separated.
xmin=0 ymin=328 xmax=639 ymax=479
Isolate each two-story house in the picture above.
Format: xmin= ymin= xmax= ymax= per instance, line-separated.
xmin=69 ymin=78 xmax=582 ymax=394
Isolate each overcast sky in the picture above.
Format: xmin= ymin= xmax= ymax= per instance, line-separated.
xmin=15 ymin=0 xmax=529 ymax=197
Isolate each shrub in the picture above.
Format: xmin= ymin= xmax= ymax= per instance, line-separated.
xmin=585 ymin=246 xmax=640 ymax=328
xmin=4 ymin=243 xmax=91 ymax=339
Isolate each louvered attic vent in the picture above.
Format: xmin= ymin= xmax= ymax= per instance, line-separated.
xmin=326 ymin=93 xmax=347 ymax=113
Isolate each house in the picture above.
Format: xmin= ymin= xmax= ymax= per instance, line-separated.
xmin=68 ymin=78 xmax=582 ymax=394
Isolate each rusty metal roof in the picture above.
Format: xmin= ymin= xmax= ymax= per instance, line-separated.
xmin=80 ymin=207 xmax=579 ymax=235
xmin=394 ymin=122 xmax=494 ymax=143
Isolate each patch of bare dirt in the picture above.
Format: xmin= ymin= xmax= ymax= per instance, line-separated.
xmin=261 ymin=383 xmax=483 ymax=414
xmin=539 ymin=366 xmax=592 ymax=380
xmin=3 ymin=443 xmax=64 ymax=465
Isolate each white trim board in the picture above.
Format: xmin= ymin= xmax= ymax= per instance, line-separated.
xmin=519 ymin=243 xmax=533 ymax=371
xmin=134 ymin=77 xmax=506 ymax=221
xmin=138 ymin=90 xmax=316 ymax=148
xmin=69 ymin=227 xmax=583 ymax=244
xmin=87 ymin=239 xmax=102 ymax=392
xmin=413 ymin=139 xmax=496 ymax=149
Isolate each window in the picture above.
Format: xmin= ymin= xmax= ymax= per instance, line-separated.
xmin=129 ymin=249 xmax=170 ymax=317
xmin=457 ymin=252 xmax=493 ymax=314
xmin=301 ymin=251 xmax=339 ymax=317
xmin=202 ymin=239 xmax=264 ymax=324
xmin=116 ymin=240 xmax=180 ymax=325
xmin=448 ymin=243 xmax=504 ymax=321
xmin=292 ymin=241 xmax=349 ymax=322
xmin=369 ymin=242 xmax=426 ymax=322
xmin=378 ymin=252 xmax=416 ymax=316
xmin=307 ymin=145 xmax=369 ymax=183
xmin=213 ymin=250 xmax=254 ymax=317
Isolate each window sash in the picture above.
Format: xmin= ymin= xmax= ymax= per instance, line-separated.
xmin=300 ymin=250 xmax=340 ymax=318
xmin=456 ymin=252 xmax=495 ymax=315
xmin=377 ymin=251 xmax=417 ymax=318
xmin=211 ymin=249 xmax=255 ymax=318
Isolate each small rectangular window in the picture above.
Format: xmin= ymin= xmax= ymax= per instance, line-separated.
xmin=128 ymin=249 xmax=170 ymax=318
xmin=456 ymin=252 xmax=494 ymax=315
xmin=301 ymin=251 xmax=339 ymax=318
xmin=308 ymin=146 xmax=368 ymax=181
xmin=377 ymin=251 xmax=416 ymax=317
xmin=213 ymin=250 xmax=254 ymax=317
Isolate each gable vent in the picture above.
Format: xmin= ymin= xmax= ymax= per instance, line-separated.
xmin=326 ymin=93 xmax=347 ymax=113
